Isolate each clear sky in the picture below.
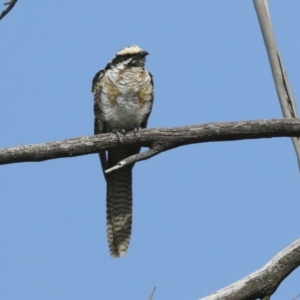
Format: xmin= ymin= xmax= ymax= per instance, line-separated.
xmin=1 ymin=1 xmax=300 ymax=299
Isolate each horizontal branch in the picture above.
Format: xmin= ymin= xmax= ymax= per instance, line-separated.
xmin=200 ymin=238 xmax=300 ymax=300
xmin=1 ymin=119 xmax=300 ymax=166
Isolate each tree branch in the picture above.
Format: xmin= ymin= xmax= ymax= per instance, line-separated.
xmin=0 ymin=0 xmax=17 ymax=21
xmin=253 ymin=0 xmax=300 ymax=169
xmin=148 ymin=287 xmax=156 ymax=300
xmin=292 ymin=294 xmax=300 ymax=300
xmin=1 ymin=119 xmax=300 ymax=167
xmin=200 ymin=239 xmax=300 ymax=300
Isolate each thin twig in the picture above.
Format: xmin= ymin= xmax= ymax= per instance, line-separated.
xmin=291 ymin=294 xmax=300 ymax=300
xmin=0 ymin=0 xmax=17 ymax=21
xmin=253 ymin=0 xmax=300 ymax=170
xmin=148 ymin=287 xmax=156 ymax=300
xmin=105 ymin=146 xmax=161 ymax=173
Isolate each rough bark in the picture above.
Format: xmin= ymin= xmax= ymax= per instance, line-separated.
xmin=1 ymin=119 xmax=300 ymax=167
xmin=200 ymin=239 xmax=300 ymax=300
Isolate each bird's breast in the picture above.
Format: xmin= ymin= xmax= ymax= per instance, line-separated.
xmin=100 ymin=67 xmax=153 ymax=131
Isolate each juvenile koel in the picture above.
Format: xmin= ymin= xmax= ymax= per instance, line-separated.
xmin=92 ymin=45 xmax=154 ymax=257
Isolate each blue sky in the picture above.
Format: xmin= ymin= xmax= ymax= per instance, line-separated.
xmin=1 ymin=1 xmax=300 ymax=299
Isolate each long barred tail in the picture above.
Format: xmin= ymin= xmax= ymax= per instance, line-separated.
xmin=106 ymin=165 xmax=133 ymax=257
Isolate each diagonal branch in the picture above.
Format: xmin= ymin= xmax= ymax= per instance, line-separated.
xmin=148 ymin=287 xmax=156 ymax=300
xmin=253 ymin=0 xmax=300 ymax=169
xmin=105 ymin=146 xmax=161 ymax=173
xmin=292 ymin=294 xmax=300 ymax=300
xmin=0 ymin=0 xmax=17 ymax=21
xmin=200 ymin=238 xmax=300 ymax=300
xmin=1 ymin=119 xmax=300 ymax=167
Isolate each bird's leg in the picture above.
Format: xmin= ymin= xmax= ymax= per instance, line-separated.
xmin=112 ymin=129 xmax=126 ymax=143
xmin=133 ymin=127 xmax=142 ymax=139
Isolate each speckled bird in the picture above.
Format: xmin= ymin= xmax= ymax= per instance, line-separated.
xmin=92 ymin=45 xmax=154 ymax=257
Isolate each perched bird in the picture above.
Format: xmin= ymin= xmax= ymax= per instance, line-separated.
xmin=92 ymin=45 xmax=154 ymax=257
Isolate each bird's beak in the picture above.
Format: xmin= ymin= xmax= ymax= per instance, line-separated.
xmin=141 ymin=51 xmax=149 ymax=57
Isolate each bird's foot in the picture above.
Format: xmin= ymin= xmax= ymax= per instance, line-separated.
xmin=112 ymin=129 xmax=126 ymax=143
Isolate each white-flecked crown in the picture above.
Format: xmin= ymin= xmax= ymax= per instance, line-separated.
xmin=116 ymin=45 xmax=143 ymax=56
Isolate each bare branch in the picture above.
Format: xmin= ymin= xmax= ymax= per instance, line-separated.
xmin=0 ymin=0 xmax=17 ymax=21
xmin=200 ymin=239 xmax=300 ymax=300
xmin=253 ymin=0 xmax=300 ymax=169
xmin=148 ymin=287 xmax=156 ymax=300
xmin=105 ymin=146 xmax=161 ymax=173
xmin=1 ymin=119 xmax=300 ymax=167
xmin=292 ymin=294 xmax=300 ymax=300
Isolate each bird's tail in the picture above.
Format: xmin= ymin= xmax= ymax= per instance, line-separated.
xmin=106 ymin=166 xmax=133 ymax=257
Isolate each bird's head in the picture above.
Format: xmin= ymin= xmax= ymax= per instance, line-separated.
xmin=107 ymin=45 xmax=149 ymax=68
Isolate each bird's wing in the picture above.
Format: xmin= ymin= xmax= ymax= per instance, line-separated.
xmin=92 ymin=69 xmax=108 ymax=178
xmin=141 ymin=71 xmax=154 ymax=129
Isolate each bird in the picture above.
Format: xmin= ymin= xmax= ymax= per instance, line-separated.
xmin=92 ymin=45 xmax=154 ymax=257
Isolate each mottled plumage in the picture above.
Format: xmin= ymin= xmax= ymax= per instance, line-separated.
xmin=92 ymin=45 xmax=154 ymax=257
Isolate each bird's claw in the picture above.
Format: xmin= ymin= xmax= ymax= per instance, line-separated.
xmin=113 ymin=127 xmax=141 ymax=143
xmin=134 ymin=127 xmax=142 ymax=139
xmin=112 ymin=129 xmax=126 ymax=143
